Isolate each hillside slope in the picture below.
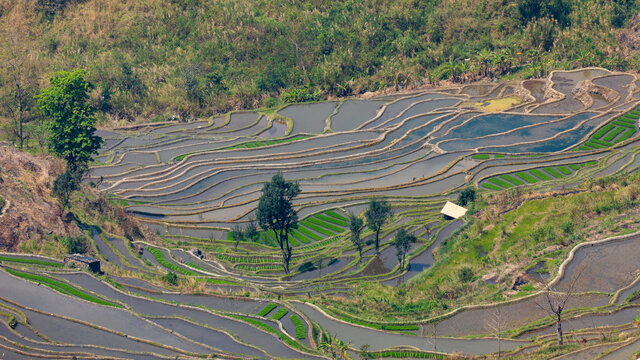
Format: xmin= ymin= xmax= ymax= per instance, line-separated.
xmin=0 ymin=0 xmax=638 ymax=124
xmin=0 ymin=146 xmax=79 ymax=251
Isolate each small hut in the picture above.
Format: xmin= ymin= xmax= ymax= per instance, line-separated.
xmin=440 ymin=201 xmax=468 ymax=220
xmin=64 ymin=254 xmax=100 ymax=273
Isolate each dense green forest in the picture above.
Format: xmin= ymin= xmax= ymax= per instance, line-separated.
xmin=1 ymin=0 xmax=639 ymax=133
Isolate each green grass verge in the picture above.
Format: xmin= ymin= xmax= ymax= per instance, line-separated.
xmin=257 ymin=303 xmax=277 ymax=317
xmin=147 ymin=247 xmax=195 ymax=275
xmin=270 ymin=308 xmax=289 ymax=320
xmin=0 ymin=256 xmax=63 ymax=268
xmin=5 ymin=268 xmax=121 ymax=308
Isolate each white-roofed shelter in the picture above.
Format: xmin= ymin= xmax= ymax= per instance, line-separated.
xmin=440 ymin=201 xmax=468 ymax=219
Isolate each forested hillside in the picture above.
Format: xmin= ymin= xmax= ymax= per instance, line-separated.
xmin=0 ymin=0 xmax=638 ymax=128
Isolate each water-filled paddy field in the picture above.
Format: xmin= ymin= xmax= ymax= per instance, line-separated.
xmin=6 ymin=68 xmax=640 ymax=358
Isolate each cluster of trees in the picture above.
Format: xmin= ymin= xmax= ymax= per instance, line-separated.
xmin=1 ymin=0 xmax=639 ymax=126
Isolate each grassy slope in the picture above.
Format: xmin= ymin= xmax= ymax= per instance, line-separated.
xmin=0 ymin=0 xmax=636 ymax=124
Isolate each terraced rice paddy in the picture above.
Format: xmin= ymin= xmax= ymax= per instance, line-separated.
xmin=6 ymin=68 xmax=640 ymax=359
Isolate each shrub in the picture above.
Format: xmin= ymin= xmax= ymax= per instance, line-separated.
xmin=0 ymin=196 xmax=4 ymax=212
xmin=281 ymin=85 xmax=321 ymax=103
xmin=458 ymin=266 xmax=474 ymax=282
xmin=60 ymin=236 xmax=87 ymax=254
xmin=298 ymin=261 xmax=316 ymax=273
xmin=458 ymin=187 xmax=476 ymax=206
xmin=163 ymin=271 xmax=178 ymax=285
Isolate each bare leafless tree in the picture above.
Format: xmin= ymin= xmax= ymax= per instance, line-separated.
xmin=2 ymin=33 xmax=37 ymax=149
xmin=423 ymin=322 xmax=438 ymax=353
xmin=485 ymin=304 xmax=506 ymax=358
xmin=535 ymin=267 xmax=584 ymax=345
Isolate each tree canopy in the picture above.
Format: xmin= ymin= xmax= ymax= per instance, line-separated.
xmin=393 ymin=228 xmax=417 ymax=271
xmin=348 ymin=213 xmax=365 ymax=262
xmin=36 ymin=69 xmax=102 ymax=172
xmin=256 ymin=173 xmax=300 ymax=273
xmin=365 ymin=198 xmax=391 ymax=252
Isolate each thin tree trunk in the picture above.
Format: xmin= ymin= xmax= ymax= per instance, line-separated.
xmin=375 ymin=229 xmax=380 ymax=252
xmin=556 ymin=313 xmax=563 ymax=345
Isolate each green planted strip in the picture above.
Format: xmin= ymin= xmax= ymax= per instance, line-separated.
xmin=557 ymin=165 xmax=572 ymax=175
xmin=582 ymin=160 xmax=597 ymax=167
xmin=501 ymin=174 xmax=523 ymax=186
xmin=368 ymin=351 xmax=444 ymax=359
xmin=257 ymin=303 xmax=277 ymax=317
xmin=494 ymin=154 xmax=505 ymax=158
xmin=603 ymin=127 xmax=626 ymax=142
xmin=568 ymin=164 xmax=581 ymax=171
xmin=471 ymin=154 xmax=490 ymax=160
xmin=325 ymin=210 xmax=348 ymax=222
xmin=616 ymin=128 xmax=637 ymax=143
xmin=542 ymin=167 xmax=563 ymax=178
xmin=290 ymin=230 xmax=311 ymax=244
xmin=592 ymin=124 xmax=615 ymax=139
xmin=516 ymin=172 xmax=539 ymax=183
xmin=612 ymin=120 xmax=636 ymax=128
xmin=316 ymin=213 xmax=348 ymax=227
xmin=147 ymin=247 xmax=195 ymax=275
xmin=481 ymin=182 xmax=501 ymax=191
xmin=5 ymin=268 xmax=121 ymax=308
xmin=204 ymin=278 xmax=242 ymax=286
xmin=270 ymin=308 xmax=289 ymax=320
xmin=290 ymin=314 xmax=306 ymax=340
xmin=306 ymin=217 xmax=344 ymax=233
xmin=299 ymin=221 xmax=333 ymax=237
xmin=0 ymin=256 xmax=63 ymax=268
xmin=488 ymin=177 xmax=512 ymax=189
xmin=185 ymin=262 xmax=204 ymax=270
xmin=529 ymin=169 xmax=551 ymax=181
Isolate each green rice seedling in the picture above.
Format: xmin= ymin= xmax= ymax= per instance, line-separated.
xmin=568 ymin=164 xmax=581 ymax=171
xmin=615 ymin=128 xmax=637 ymax=143
xmin=270 ymin=308 xmax=289 ymax=320
xmin=592 ymin=123 xmax=616 ymax=139
xmin=494 ymin=154 xmax=505 ymax=158
xmin=488 ymin=177 xmax=512 ymax=188
xmin=529 ymin=169 xmax=551 ymax=181
xmin=257 ymin=303 xmax=277 ymax=317
xmin=307 ymin=217 xmax=343 ymax=232
xmin=542 ymin=167 xmax=563 ymax=178
xmin=325 ymin=210 xmax=348 ymax=222
xmin=471 ymin=154 xmax=490 ymax=160
xmin=612 ymin=120 xmax=636 ymax=128
xmin=299 ymin=221 xmax=334 ymax=236
xmin=581 ymin=160 xmax=597 ymax=167
xmin=500 ymin=174 xmax=524 ymax=185
xmin=516 ymin=172 xmax=538 ymax=183
xmin=290 ymin=315 xmax=306 ymax=339
xmin=603 ymin=127 xmax=626 ymax=142
xmin=147 ymin=247 xmax=196 ymax=275
xmin=481 ymin=182 xmax=501 ymax=191
xmin=557 ymin=165 xmax=572 ymax=175
xmin=296 ymin=226 xmax=323 ymax=241
xmin=316 ymin=213 xmax=348 ymax=227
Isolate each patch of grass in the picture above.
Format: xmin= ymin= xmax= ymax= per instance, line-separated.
xmin=270 ymin=308 xmax=289 ymax=320
xmin=0 ymin=256 xmax=63 ymax=268
xmin=147 ymin=247 xmax=195 ymax=275
xmin=5 ymin=268 xmax=121 ymax=308
xmin=257 ymin=303 xmax=278 ymax=317
xmin=290 ymin=314 xmax=306 ymax=339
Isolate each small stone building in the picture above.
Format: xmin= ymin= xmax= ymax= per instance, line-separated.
xmin=64 ymin=254 xmax=100 ymax=273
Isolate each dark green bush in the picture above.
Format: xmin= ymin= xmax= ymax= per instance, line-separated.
xmin=163 ymin=271 xmax=178 ymax=285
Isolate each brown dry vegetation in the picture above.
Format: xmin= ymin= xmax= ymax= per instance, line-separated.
xmin=0 ymin=146 xmax=78 ymax=251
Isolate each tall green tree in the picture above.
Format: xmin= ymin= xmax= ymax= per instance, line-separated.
xmin=393 ymin=228 xmax=417 ymax=271
xmin=365 ymin=198 xmax=391 ymax=253
xmin=36 ymin=69 xmax=102 ymax=173
xmin=256 ymin=173 xmax=300 ymax=274
xmin=348 ymin=213 xmax=364 ymax=263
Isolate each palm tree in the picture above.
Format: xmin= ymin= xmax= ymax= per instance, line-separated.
xmin=319 ymin=334 xmax=350 ymax=360
xmin=446 ymin=57 xmax=459 ymax=83
xmin=476 ymin=48 xmax=493 ymax=78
